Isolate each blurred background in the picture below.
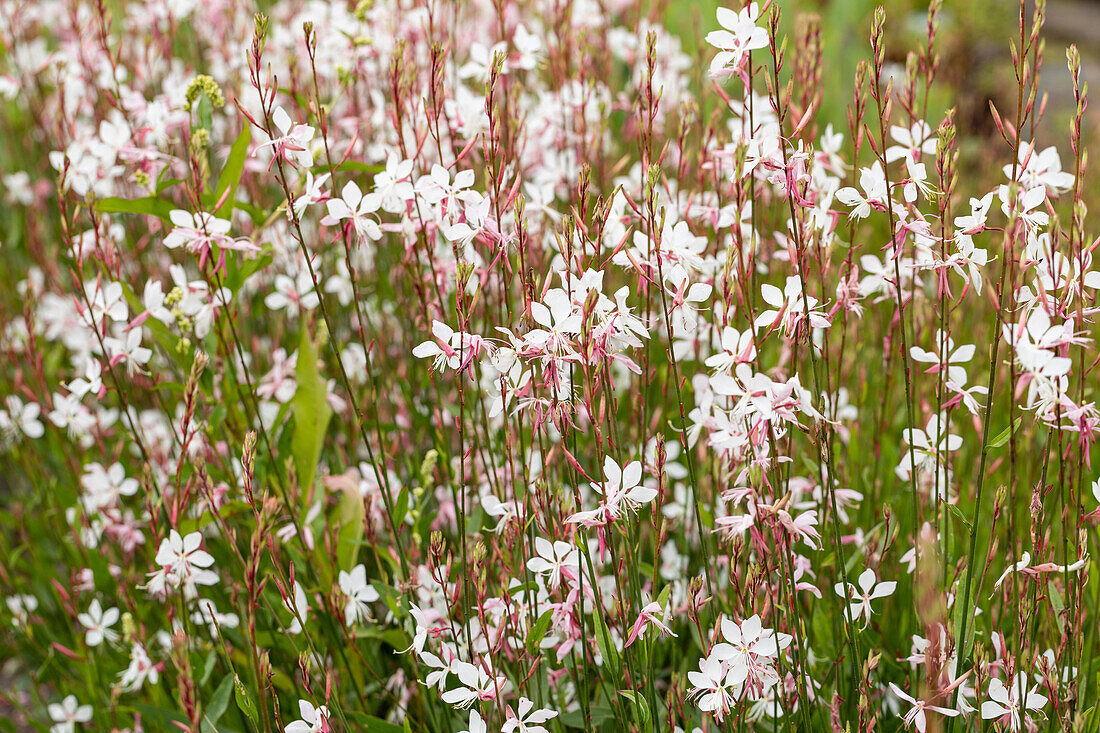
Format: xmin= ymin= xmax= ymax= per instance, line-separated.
xmin=662 ymin=0 xmax=1100 ymax=200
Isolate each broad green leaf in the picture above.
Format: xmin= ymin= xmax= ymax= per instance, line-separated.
xmin=988 ymin=416 xmax=1022 ymax=449
xmin=618 ymin=690 xmax=651 ymax=728
xmin=199 ymin=673 xmax=235 ymax=733
xmin=94 ymin=196 xmax=175 ymax=221
xmin=336 ymin=481 xmax=366 ymax=572
xmin=214 ymin=126 xmax=251 ymax=219
xmin=291 ymin=325 xmax=332 ymax=498
xmin=223 ymin=251 xmax=272 ymax=295
xmin=233 ymin=675 xmax=259 ymax=727
xmin=525 ymin=609 xmax=554 ymax=655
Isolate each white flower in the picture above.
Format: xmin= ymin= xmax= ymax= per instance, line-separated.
xmin=147 ymin=530 xmax=218 ymax=598
xmin=283 ymin=580 xmax=310 ymax=635
xmin=322 ymin=180 xmax=382 ymax=241
xmin=338 ymin=564 xmax=379 ymax=627
xmin=526 ymin=537 xmax=579 ymax=589
xmin=260 ymin=107 xmax=315 ymax=169
xmin=887 ymin=683 xmax=959 ymax=732
xmin=4 ymin=395 xmax=44 ymax=439
xmin=980 ymin=674 xmax=1048 ymax=731
xmin=754 ymin=276 xmax=830 ymax=335
xmin=80 ymin=461 xmax=139 ymax=514
xmin=372 ymin=153 xmax=415 ymax=213
xmin=837 ymin=162 xmax=888 ymax=219
xmin=48 ymin=695 xmax=92 ymax=733
xmin=567 ymin=456 xmax=656 ymax=527
xmin=833 ymin=568 xmax=896 ymax=626
xmin=458 ymin=709 xmax=488 ymax=733
xmin=164 ymin=210 xmax=244 ymax=253
xmin=441 ymin=661 xmax=508 ymax=708
xmin=502 ymin=697 xmax=558 ymax=733
xmin=77 ymin=599 xmax=119 ymax=647
xmin=711 ymin=614 xmax=791 ymax=690
xmin=117 ymin=642 xmax=159 ymax=693
xmin=293 ymin=171 xmax=330 ymax=215
xmin=705 ymin=3 xmax=768 ymax=77
xmin=687 ymin=653 xmax=744 ymax=722
xmin=285 ymin=699 xmax=330 ymax=733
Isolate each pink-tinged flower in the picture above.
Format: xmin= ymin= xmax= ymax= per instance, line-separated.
xmin=991 ymin=550 xmax=1088 ymax=590
xmin=285 ymin=699 xmax=330 ymax=733
xmin=322 ymin=180 xmax=382 ymax=242
xmin=833 ymin=568 xmax=896 ymax=627
xmin=259 ymin=107 xmax=315 ymax=169
xmin=754 ymin=276 xmax=830 ymax=336
xmin=625 ymin=600 xmax=678 ymax=647
xmin=705 ymin=4 xmax=768 ymax=80
xmin=117 ymin=642 xmax=159 ymax=693
xmin=711 ymin=614 xmax=791 ymax=691
xmin=441 ymin=661 xmax=508 ymax=708
xmin=980 ymin=674 xmax=1047 ymax=731
xmin=48 ymin=695 xmax=92 ymax=733
xmin=526 ymin=538 xmax=579 ymax=589
xmin=567 ymin=456 xmax=656 ymax=528
xmin=502 ymin=697 xmax=558 ymax=733
xmin=705 ymin=326 xmax=756 ymax=373
xmin=293 ymin=171 xmax=330 ymax=215
xmin=687 ymin=654 xmax=744 ymax=722
xmin=836 ymin=162 xmax=888 ymax=220
xmin=146 ymin=529 xmax=217 ymax=598
xmin=525 ymin=289 xmax=581 ymax=357
xmin=163 ymin=210 xmax=257 ymax=272
xmin=887 ymin=683 xmax=960 ymax=732
xmin=412 ymin=320 xmax=491 ymax=375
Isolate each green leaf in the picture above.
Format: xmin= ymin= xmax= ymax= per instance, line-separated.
xmin=233 ymin=675 xmax=259 ymax=727
xmin=525 ymin=609 xmax=554 ymax=655
xmin=944 ymin=503 xmax=972 ymax=530
xmin=291 ymin=326 xmax=333 ymax=497
xmin=223 ymin=250 xmax=272 ymax=295
xmin=94 ymin=196 xmax=175 ymax=221
xmin=617 ymin=690 xmax=651 ymax=728
xmin=394 ymin=487 xmax=410 ymax=525
xmin=214 ymin=126 xmax=251 ymax=219
xmin=336 ymin=480 xmax=366 ymax=572
xmin=592 ymin=609 xmax=620 ymax=669
xmin=200 ymin=674 xmax=235 ymax=733
xmin=988 ymin=416 xmax=1022 ymax=449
